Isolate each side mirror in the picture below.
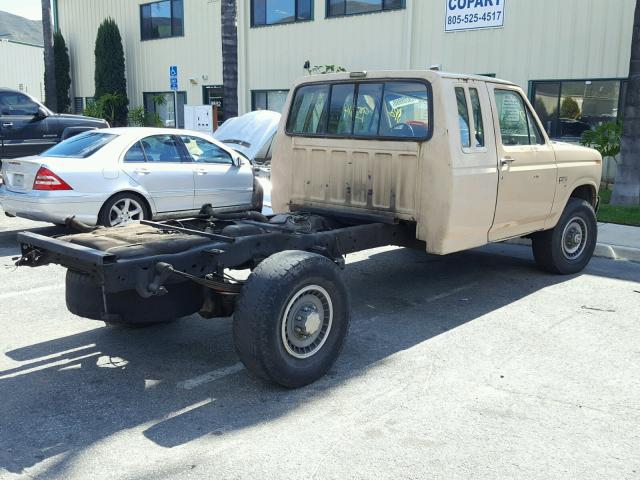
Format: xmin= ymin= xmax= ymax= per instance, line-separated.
xmin=34 ymin=107 xmax=48 ymax=119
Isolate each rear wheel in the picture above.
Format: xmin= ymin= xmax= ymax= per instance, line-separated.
xmin=532 ymin=198 xmax=597 ymax=274
xmin=98 ymin=192 xmax=149 ymax=227
xmin=233 ymin=250 xmax=350 ymax=388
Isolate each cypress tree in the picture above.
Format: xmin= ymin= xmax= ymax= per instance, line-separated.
xmin=53 ymin=31 xmax=71 ymax=113
xmin=94 ymin=18 xmax=129 ymax=126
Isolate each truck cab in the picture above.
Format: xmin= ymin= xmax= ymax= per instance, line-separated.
xmin=271 ymin=70 xmax=601 ymax=258
xmin=0 ymin=88 xmax=108 ymax=163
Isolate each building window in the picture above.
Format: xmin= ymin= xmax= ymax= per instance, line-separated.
xmin=327 ymin=0 xmax=404 ymax=18
xmin=143 ymin=91 xmax=187 ymax=128
xmin=251 ymin=0 xmax=313 ymax=27
xmin=85 ymin=97 xmax=95 ymax=105
xmin=73 ymin=97 xmax=84 ymax=114
xmin=286 ymin=80 xmax=431 ymax=140
xmin=140 ymin=0 xmax=184 ymax=40
xmin=252 ymin=90 xmax=289 ymax=112
xmin=531 ymin=79 xmax=626 ymax=140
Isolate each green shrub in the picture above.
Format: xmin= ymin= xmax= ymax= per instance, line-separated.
xmin=580 ymin=122 xmax=622 ymax=161
xmin=53 ymin=31 xmax=71 ymax=113
xmin=94 ymin=18 xmax=129 ymax=126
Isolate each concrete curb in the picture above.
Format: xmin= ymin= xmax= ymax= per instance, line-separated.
xmin=506 ymin=238 xmax=640 ymax=263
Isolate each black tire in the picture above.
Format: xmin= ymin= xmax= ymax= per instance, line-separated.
xmin=252 ymin=177 xmax=264 ymax=212
xmin=233 ymin=250 xmax=350 ymax=388
xmin=98 ymin=192 xmax=150 ymax=227
xmin=532 ymin=198 xmax=597 ymax=274
xmin=65 ymin=270 xmax=203 ymax=326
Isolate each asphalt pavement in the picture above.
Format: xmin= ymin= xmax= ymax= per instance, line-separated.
xmin=0 ymin=213 xmax=639 ymax=480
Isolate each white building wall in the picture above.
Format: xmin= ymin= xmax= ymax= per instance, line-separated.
xmin=56 ymin=0 xmax=223 ymax=108
xmin=55 ymin=0 xmax=635 ymax=114
xmin=0 ymin=40 xmax=44 ymax=100
xmin=240 ymin=0 xmax=635 ymax=111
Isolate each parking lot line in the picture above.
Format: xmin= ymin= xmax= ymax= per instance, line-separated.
xmin=177 ymin=362 xmax=245 ymax=390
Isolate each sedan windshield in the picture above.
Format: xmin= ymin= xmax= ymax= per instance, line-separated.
xmin=42 ymin=132 xmax=116 ymax=158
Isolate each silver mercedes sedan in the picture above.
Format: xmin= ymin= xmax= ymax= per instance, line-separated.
xmin=0 ymin=128 xmax=261 ymax=226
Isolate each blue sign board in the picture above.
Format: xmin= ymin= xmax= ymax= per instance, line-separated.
xmin=169 ymin=65 xmax=178 ymax=91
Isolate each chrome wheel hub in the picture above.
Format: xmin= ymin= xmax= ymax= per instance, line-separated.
xmin=562 ymin=217 xmax=588 ymax=260
xmin=109 ymin=198 xmax=144 ymax=226
xmin=281 ymin=285 xmax=333 ymax=359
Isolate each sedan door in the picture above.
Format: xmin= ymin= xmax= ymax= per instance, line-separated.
xmin=179 ymin=135 xmax=253 ymax=209
xmin=121 ymin=135 xmax=195 ymax=213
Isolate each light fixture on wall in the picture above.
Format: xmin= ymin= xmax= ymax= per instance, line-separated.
xmin=202 ymin=74 xmax=209 ymax=82
xmin=189 ymin=77 xmax=198 ymax=85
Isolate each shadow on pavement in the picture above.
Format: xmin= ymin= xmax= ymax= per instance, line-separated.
xmin=0 ymin=244 xmax=638 ymax=476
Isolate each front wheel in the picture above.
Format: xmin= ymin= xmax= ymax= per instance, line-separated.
xmin=532 ymin=198 xmax=597 ymax=274
xmin=233 ymin=250 xmax=350 ymax=388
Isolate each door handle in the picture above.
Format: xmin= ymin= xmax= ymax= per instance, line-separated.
xmin=500 ymin=157 xmax=515 ymax=167
xmin=194 ymin=168 xmax=208 ymax=175
xmin=133 ymin=168 xmax=150 ymax=175
xmin=2 ymin=122 xmax=13 ymax=127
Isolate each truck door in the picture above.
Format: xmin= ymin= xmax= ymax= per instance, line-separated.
xmin=487 ymin=85 xmax=557 ymax=241
xmin=0 ymin=91 xmax=51 ymax=159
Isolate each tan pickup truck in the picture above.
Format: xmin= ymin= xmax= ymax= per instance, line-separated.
xmin=272 ymin=70 xmax=602 ymax=273
xmin=17 ymin=71 xmax=602 ymax=388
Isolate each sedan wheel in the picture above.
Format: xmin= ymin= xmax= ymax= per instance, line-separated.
xmin=109 ymin=197 xmax=145 ymax=226
xmin=99 ymin=193 xmax=149 ymax=227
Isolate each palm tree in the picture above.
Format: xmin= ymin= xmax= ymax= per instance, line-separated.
xmin=41 ymin=0 xmax=57 ymax=111
xmin=221 ymin=0 xmax=238 ymax=120
xmin=612 ymin=0 xmax=640 ymax=205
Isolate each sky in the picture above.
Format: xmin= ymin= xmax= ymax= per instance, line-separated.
xmin=0 ymin=0 xmax=42 ymax=20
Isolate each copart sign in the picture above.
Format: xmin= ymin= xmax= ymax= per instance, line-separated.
xmin=445 ymin=0 xmax=505 ymax=32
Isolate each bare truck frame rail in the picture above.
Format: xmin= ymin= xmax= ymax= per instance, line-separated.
xmin=17 ymin=212 xmax=422 ymax=388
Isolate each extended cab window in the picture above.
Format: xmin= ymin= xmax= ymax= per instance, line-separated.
xmin=287 ymin=80 xmax=431 ymax=140
xmin=469 ymin=88 xmax=485 ymax=147
xmin=495 ymin=90 xmax=545 ymax=146
xmin=455 ymin=87 xmax=471 ymax=148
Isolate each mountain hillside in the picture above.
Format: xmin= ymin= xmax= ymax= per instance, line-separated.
xmin=0 ymin=10 xmax=43 ymax=46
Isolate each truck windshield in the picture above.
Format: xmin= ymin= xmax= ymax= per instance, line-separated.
xmin=41 ymin=132 xmax=116 ymax=158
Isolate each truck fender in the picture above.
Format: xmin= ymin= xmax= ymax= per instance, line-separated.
xmin=61 ymin=126 xmax=98 ymax=141
xmin=545 ymin=178 xmax=598 ymax=230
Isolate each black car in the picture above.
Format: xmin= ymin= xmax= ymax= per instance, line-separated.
xmin=0 ymin=88 xmax=108 ymax=163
